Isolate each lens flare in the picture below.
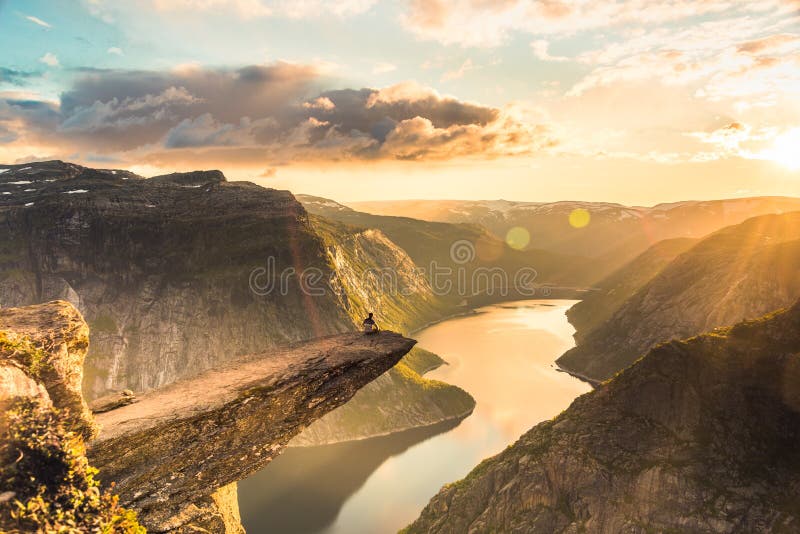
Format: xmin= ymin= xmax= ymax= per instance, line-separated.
xmin=505 ymin=226 xmax=530 ymax=250
xmin=569 ymin=208 xmax=591 ymax=228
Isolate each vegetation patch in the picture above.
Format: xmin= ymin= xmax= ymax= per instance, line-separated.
xmin=0 ymin=398 xmax=144 ymax=533
xmin=0 ymin=332 xmax=50 ymax=380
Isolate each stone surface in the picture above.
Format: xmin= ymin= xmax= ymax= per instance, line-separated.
xmin=87 ymin=331 xmax=415 ymax=530
xmin=406 ymin=301 xmax=800 ymax=533
xmin=89 ymin=389 xmax=137 ymax=413
xmin=0 ymin=300 xmax=95 ymax=438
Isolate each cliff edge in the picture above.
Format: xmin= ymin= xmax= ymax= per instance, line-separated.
xmin=88 ymin=331 xmax=415 ymax=531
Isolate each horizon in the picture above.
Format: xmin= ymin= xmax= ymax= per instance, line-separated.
xmin=6 ymin=157 xmax=800 ymax=207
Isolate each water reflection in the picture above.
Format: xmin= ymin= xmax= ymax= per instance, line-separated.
xmin=238 ymin=418 xmax=464 ymax=533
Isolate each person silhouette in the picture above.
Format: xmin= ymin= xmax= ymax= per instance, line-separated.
xmin=362 ymin=312 xmax=379 ymax=335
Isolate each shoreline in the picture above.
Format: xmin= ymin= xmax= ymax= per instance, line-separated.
xmin=555 ymin=363 xmax=601 ymax=388
xmin=287 ymin=406 xmax=475 ymax=448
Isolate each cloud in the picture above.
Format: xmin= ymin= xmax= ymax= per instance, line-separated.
xmin=107 ymin=47 xmax=124 ymax=55
xmin=401 ymin=0 xmax=756 ymax=47
xmin=564 ymin=14 xmax=800 ymax=108
xmin=39 ymin=53 xmax=59 ymax=67
xmin=0 ymin=68 xmax=38 ymax=86
xmin=380 ymin=112 xmax=555 ymax=160
xmin=441 ymin=58 xmax=475 ymax=81
xmin=531 ymin=40 xmax=568 ymax=62
xmin=686 ymin=121 xmax=800 ymax=166
xmin=372 ymin=62 xmax=397 ymax=74
xmin=302 ymin=96 xmax=335 ymax=110
xmin=1 ymin=63 xmax=551 ymax=165
xmin=59 ymin=86 xmax=202 ymax=135
xmin=365 ymin=80 xmax=441 ymax=106
xmin=737 ymin=33 xmax=799 ymax=54
xmin=148 ymin=0 xmax=375 ymax=18
xmin=25 ymin=15 xmax=52 ymax=28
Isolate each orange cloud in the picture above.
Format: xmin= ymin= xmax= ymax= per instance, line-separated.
xmin=0 ymin=63 xmax=552 ymax=166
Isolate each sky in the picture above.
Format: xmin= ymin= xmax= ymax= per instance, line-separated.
xmin=0 ymin=0 xmax=799 ymax=204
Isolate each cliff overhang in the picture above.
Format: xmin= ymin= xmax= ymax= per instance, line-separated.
xmin=87 ymin=331 xmax=416 ymax=529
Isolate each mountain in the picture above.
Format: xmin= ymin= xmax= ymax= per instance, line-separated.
xmin=0 ymin=161 xmax=472 ymax=446
xmin=350 ymin=197 xmax=800 ymax=278
xmin=566 ymin=237 xmax=698 ymax=342
xmin=300 ymin=195 xmax=596 ymax=295
xmin=0 ymin=161 xmax=351 ymax=397
xmin=558 ymin=211 xmax=800 ymax=382
xmin=405 ymin=301 xmax=800 ymax=533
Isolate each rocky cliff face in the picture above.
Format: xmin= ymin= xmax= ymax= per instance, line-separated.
xmin=406 ymin=301 xmax=800 ymax=533
xmin=0 ymin=300 xmax=95 ymax=438
xmin=1 ymin=162 xmax=473 ymax=448
xmin=0 ymin=161 xmax=353 ymax=398
xmin=300 ymin=194 xmax=596 ymax=291
xmin=566 ymin=237 xmax=698 ymax=342
xmin=558 ymin=212 xmax=800 ymax=382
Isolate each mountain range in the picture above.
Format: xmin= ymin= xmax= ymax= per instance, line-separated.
xmin=350 ymin=197 xmax=800 ymax=279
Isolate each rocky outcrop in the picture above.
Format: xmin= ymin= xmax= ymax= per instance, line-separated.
xmin=0 ymin=161 xmax=352 ymax=398
xmin=173 ymin=484 xmax=245 ymax=534
xmin=87 ymin=331 xmax=416 ymax=531
xmin=406 ymin=301 xmax=800 ymax=533
xmin=0 ymin=300 xmax=95 ymax=438
xmin=1 ymin=301 xmax=143 ymax=533
xmin=292 ymin=217 xmax=475 ymax=445
xmin=558 ymin=212 xmax=800 ymax=382
xmin=1 ymin=300 xmax=416 ymax=532
xmin=291 ymin=347 xmax=474 ymax=446
xmin=0 ymin=162 xmax=472 ymax=450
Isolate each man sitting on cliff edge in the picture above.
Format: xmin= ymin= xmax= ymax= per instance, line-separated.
xmin=362 ymin=313 xmax=379 ymax=335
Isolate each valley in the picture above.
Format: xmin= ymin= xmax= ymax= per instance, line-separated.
xmin=3 ymin=161 xmax=800 ymax=534
xmin=239 ymin=300 xmax=590 ymax=533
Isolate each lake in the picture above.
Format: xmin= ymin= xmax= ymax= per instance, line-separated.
xmin=239 ymin=299 xmax=591 ymax=533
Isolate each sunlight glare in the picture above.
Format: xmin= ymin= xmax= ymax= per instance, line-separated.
xmin=763 ymin=128 xmax=800 ymax=171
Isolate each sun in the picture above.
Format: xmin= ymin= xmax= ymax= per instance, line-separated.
xmin=763 ymin=128 xmax=800 ymax=171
